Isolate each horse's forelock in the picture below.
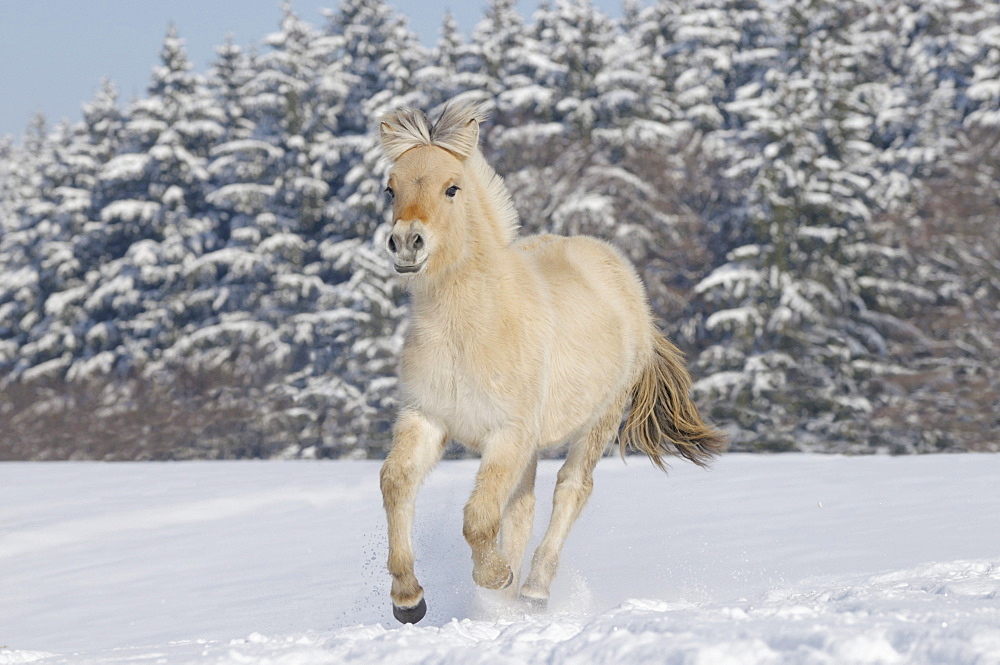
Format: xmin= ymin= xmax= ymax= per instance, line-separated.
xmin=379 ymin=101 xmax=489 ymax=163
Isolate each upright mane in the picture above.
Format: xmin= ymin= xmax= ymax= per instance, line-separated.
xmin=378 ymin=100 xmax=520 ymax=244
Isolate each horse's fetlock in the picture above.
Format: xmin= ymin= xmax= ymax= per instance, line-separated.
xmin=471 ymin=552 xmax=513 ymax=590
xmin=390 ymin=577 xmax=424 ymax=609
xmin=463 ymin=509 xmax=500 ymax=544
xmin=463 ymin=525 xmax=497 ymax=552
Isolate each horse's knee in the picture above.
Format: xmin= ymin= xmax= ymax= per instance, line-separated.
xmin=379 ymin=458 xmax=411 ymax=507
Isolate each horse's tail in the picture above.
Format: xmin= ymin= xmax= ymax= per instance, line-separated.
xmin=619 ymin=332 xmax=726 ymax=470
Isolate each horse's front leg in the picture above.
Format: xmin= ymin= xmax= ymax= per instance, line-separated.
xmin=464 ymin=430 xmax=537 ymax=590
xmin=380 ymin=408 xmax=447 ymax=623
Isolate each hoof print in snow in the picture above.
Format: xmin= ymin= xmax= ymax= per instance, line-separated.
xmin=518 ymin=595 xmax=548 ymax=613
xmin=392 ymin=598 xmax=427 ymax=624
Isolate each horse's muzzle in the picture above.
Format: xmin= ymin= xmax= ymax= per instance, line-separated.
xmin=394 ymin=260 xmax=426 ymax=274
xmin=387 ymin=223 xmax=428 ymax=275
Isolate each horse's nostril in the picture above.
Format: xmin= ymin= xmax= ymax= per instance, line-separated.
xmin=388 ymin=235 xmax=398 ymax=254
xmin=412 ymin=233 xmax=424 ymax=251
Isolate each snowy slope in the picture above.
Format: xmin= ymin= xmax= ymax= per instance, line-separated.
xmin=1 ymin=454 xmax=998 ymax=664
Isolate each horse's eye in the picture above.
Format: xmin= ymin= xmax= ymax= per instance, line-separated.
xmin=385 ymin=186 xmax=394 ymax=199
xmin=445 ymin=185 xmax=459 ymax=198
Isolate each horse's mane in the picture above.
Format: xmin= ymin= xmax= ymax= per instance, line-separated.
xmin=379 ymin=100 xmax=520 ymax=244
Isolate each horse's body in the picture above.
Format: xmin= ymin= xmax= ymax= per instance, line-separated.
xmin=377 ymin=100 xmax=724 ymax=623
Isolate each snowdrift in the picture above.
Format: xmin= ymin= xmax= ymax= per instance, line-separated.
xmin=1 ymin=454 xmax=997 ymax=664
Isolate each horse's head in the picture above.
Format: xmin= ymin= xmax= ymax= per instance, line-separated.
xmin=381 ymin=143 xmax=471 ymax=276
xmin=378 ymin=105 xmax=483 ymax=277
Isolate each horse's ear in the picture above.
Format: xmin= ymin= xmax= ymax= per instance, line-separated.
xmin=379 ymin=121 xmax=396 ymax=155
xmin=436 ymin=117 xmax=479 ymax=160
xmin=379 ymin=109 xmax=436 ymax=161
xmin=379 ymin=121 xmax=394 ymax=141
xmin=379 ymin=119 xmax=414 ymax=163
xmin=459 ymin=118 xmax=479 ymax=154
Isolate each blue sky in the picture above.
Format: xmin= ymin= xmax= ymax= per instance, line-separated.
xmin=0 ymin=0 xmax=632 ymax=140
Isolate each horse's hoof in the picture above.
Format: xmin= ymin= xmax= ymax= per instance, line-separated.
xmin=518 ymin=594 xmax=548 ymax=612
xmin=473 ymin=561 xmax=513 ymax=590
xmin=392 ymin=597 xmax=427 ymax=624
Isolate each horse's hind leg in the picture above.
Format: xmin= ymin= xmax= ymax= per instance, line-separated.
xmin=499 ymin=452 xmax=538 ymax=595
xmin=520 ymin=402 xmax=623 ymax=605
xmin=464 ymin=430 xmax=537 ymax=591
xmin=380 ymin=408 xmax=447 ymax=623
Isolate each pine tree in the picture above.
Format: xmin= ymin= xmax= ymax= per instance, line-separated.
xmin=209 ymin=37 xmax=257 ymax=143
xmin=533 ymin=0 xmax=618 ymax=128
xmin=327 ymin=0 xmax=426 ymax=133
xmin=2 ymin=0 xmax=998 ymax=458
xmin=471 ymin=0 xmax=530 ymax=100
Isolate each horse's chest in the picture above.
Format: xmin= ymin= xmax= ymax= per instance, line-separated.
xmin=399 ymin=331 xmax=506 ymax=444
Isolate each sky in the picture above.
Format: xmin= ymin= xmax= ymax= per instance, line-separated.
xmin=0 ymin=0 xmax=633 ymax=140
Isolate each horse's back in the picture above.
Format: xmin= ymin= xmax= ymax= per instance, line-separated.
xmin=515 ymin=234 xmax=648 ymax=322
xmin=514 ymin=234 xmax=653 ymax=446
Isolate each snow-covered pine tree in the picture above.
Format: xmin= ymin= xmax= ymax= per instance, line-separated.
xmin=407 ymin=12 xmax=484 ymax=112
xmin=470 ymin=0 xmax=532 ymax=102
xmin=686 ymin=0 xmax=947 ymax=452
xmin=210 ymin=37 xmax=257 ymax=144
xmin=0 ymin=116 xmax=57 ymax=377
xmin=312 ymin=0 xmax=430 ymax=454
xmin=2 ymin=0 xmax=998 ymax=458
xmin=877 ymin=0 xmax=1000 ymax=452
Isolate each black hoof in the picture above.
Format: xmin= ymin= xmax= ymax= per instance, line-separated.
xmin=392 ymin=597 xmax=427 ymax=624
xmin=518 ymin=595 xmax=548 ymax=612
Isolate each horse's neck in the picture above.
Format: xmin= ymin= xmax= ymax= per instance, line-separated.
xmin=467 ymin=151 xmax=518 ymax=247
xmin=411 ymin=153 xmax=520 ymax=326
xmin=412 ymin=244 xmax=516 ymax=336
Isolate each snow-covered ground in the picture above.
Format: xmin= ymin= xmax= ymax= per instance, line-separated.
xmin=1 ymin=454 xmax=998 ymax=664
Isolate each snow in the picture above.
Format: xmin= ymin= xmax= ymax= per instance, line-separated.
xmin=99 ymin=200 xmax=160 ymax=224
xmin=43 ymin=285 xmax=89 ymax=317
xmin=705 ymin=306 xmax=763 ymax=331
xmin=1 ymin=454 xmax=998 ymax=664
xmin=99 ymin=154 xmax=150 ymax=182
xmin=694 ymin=265 xmax=761 ymax=296
xmin=205 ymin=184 xmax=276 ymax=214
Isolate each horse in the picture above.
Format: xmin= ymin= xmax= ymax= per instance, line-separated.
xmin=376 ymin=99 xmax=725 ymax=624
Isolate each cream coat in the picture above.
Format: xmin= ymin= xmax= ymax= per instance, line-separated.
xmin=376 ymin=100 xmax=724 ymax=624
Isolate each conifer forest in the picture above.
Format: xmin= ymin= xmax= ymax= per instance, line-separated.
xmin=1 ymin=0 xmax=998 ymax=460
